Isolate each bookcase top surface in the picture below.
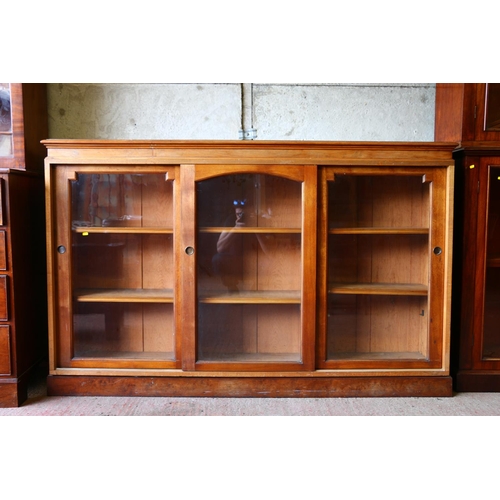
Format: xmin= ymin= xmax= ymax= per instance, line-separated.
xmin=42 ymin=140 xmax=457 ymax=166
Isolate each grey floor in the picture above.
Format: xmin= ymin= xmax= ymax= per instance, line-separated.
xmin=2 ymin=364 xmax=495 ymax=500
xmin=2 ymin=366 xmax=500 ymax=415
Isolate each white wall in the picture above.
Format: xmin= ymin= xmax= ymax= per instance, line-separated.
xmin=47 ymin=83 xmax=436 ymax=141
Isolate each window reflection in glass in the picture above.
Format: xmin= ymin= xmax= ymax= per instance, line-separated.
xmin=485 ymin=83 xmax=500 ymax=131
xmin=0 ymin=84 xmax=11 ymax=132
xmin=482 ymin=167 xmax=500 ymax=359
xmin=0 ymin=83 xmax=12 ymax=156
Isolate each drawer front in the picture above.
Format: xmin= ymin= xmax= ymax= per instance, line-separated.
xmin=0 ymin=231 xmax=6 ymax=270
xmin=0 ymin=276 xmax=7 ymax=321
xmin=0 ymin=325 xmax=11 ymax=375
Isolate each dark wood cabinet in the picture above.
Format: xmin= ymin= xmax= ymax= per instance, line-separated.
xmin=453 ymin=145 xmax=500 ymax=391
xmin=435 ymin=83 xmax=500 ymax=142
xmin=0 ymin=83 xmax=48 ymax=172
xmin=436 ymin=83 xmax=500 ymax=391
xmin=43 ymin=140 xmax=455 ymax=398
xmin=0 ymin=84 xmax=48 ymax=407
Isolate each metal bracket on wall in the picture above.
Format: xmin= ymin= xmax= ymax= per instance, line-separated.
xmin=240 ymin=83 xmax=257 ymax=140
xmin=239 ymin=128 xmax=257 ymax=140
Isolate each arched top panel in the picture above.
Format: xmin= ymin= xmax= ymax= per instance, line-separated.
xmin=193 ymin=164 xmax=307 ymax=183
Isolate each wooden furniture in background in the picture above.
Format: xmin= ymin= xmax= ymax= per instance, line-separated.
xmin=452 ymin=145 xmax=500 ymax=391
xmin=436 ymin=83 xmax=500 ymax=391
xmin=0 ymin=83 xmax=48 ymax=407
xmin=43 ymin=140 xmax=455 ymax=397
xmin=435 ymin=83 xmax=500 ymax=142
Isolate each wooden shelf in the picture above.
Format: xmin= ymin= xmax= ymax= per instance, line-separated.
xmin=198 ymin=289 xmax=301 ymax=304
xmin=199 ymin=352 xmax=300 ymax=362
xmin=329 ymin=351 xmax=428 ymax=361
xmin=200 ymin=227 xmax=301 ymax=234
xmin=43 ymin=140 xmax=454 ymax=397
xmin=73 ymin=351 xmax=175 ymax=360
xmin=75 ymin=288 xmax=174 ymax=303
xmin=73 ymin=227 xmax=173 ymax=234
xmin=329 ymin=283 xmax=428 ymax=296
xmin=329 ymin=227 xmax=429 ymax=235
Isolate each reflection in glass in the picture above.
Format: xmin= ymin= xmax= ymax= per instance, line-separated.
xmin=482 ymin=167 xmax=500 ymax=359
xmin=71 ymin=173 xmax=173 ymax=228
xmin=73 ymin=302 xmax=175 ymax=360
xmin=70 ymin=172 xmax=175 ymax=362
xmin=327 ymin=294 xmax=428 ymax=360
xmin=326 ymin=175 xmax=431 ymax=362
xmin=0 ymin=84 xmax=11 ymax=132
xmin=0 ymin=83 xmax=12 ymax=156
xmin=328 ymin=175 xmax=430 ymax=229
xmin=485 ymin=83 xmax=500 ymax=131
xmin=196 ymin=174 xmax=303 ymax=363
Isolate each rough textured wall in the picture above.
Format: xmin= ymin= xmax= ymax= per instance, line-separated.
xmin=47 ymin=83 xmax=435 ymax=141
xmin=48 ymin=83 xmax=241 ymax=140
xmin=254 ymin=84 xmax=435 ymax=141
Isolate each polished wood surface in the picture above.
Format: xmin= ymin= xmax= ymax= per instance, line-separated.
xmin=3 ymin=84 xmax=48 ymax=171
xmin=453 ymin=147 xmax=500 ymax=391
xmin=44 ymin=141 xmax=455 ymax=397
xmin=435 ymin=83 xmax=500 ymax=142
xmin=47 ymin=374 xmax=453 ymax=398
xmin=317 ymin=164 xmax=453 ymax=372
xmin=0 ymin=83 xmax=48 ymax=407
xmin=0 ymin=170 xmax=47 ymax=407
xmin=43 ymin=139 xmax=456 ymax=166
xmin=0 ymin=326 xmax=10 ymax=375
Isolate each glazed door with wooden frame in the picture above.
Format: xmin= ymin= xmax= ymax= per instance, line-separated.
xmin=181 ymin=164 xmax=317 ymax=372
xmin=0 ymin=84 xmax=12 ymax=157
xmin=51 ymin=165 xmax=180 ymax=369
xmin=471 ymin=158 xmax=500 ymax=370
xmin=318 ymin=167 xmax=448 ymax=370
xmin=474 ymin=84 xmax=500 ymax=142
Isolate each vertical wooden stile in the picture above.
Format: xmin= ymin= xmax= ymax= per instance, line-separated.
xmin=302 ymin=165 xmax=317 ymax=370
xmin=180 ymin=164 xmax=196 ymax=370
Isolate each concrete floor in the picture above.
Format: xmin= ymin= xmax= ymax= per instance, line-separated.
xmin=2 ymin=367 xmax=500 ymax=415
xmin=2 ymin=364 xmax=494 ymax=500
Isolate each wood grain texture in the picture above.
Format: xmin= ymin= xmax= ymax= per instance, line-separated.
xmin=43 ymin=141 xmax=455 ymax=398
xmin=435 ymin=83 xmax=500 ymax=142
xmin=42 ymin=140 xmax=456 ymax=166
xmin=0 ymin=325 xmax=10 ymax=375
xmin=0 ymin=170 xmax=47 ymax=406
xmin=46 ymin=374 xmax=453 ymax=398
xmin=434 ymin=83 xmax=466 ymax=142
xmin=0 ymin=84 xmax=48 ymax=407
xmin=4 ymin=84 xmax=48 ymax=171
xmin=452 ymin=148 xmax=500 ymax=392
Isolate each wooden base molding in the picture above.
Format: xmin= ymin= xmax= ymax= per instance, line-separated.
xmin=0 ymin=376 xmax=29 ymax=408
xmin=47 ymin=375 xmax=453 ymax=398
xmin=43 ymin=141 xmax=455 ymax=400
xmin=455 ymin=372 xmax=500 ymax=393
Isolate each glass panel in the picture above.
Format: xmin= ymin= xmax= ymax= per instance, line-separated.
xmin=328 ymin=175 xmax=429 ymax=229
xmin=485 ymin=83 xmax=500 ymax=131
xmin=198 ymin=304 xmax=301 ymax=362
xmin=74 ymin=302 xmax=174 ymax=359
xmin=327 ymin=295 xmax=428 ymax=360
xmin=0 ymin=83 xmax=12 ymax=156
xmin=196 ymin=174 xmax=302 ymax=364
xmin=70 ymin=173 xmax=175 ymax=362
xmin=72 ymin=173 xmax=173 ymax=229
xmin=326 ymin=175 xmax=430 ymax=362
xmin=482 ymin=167 xmax=500 ymax=359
